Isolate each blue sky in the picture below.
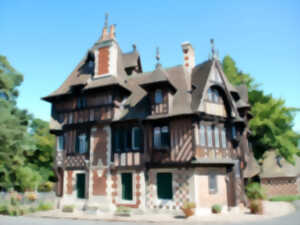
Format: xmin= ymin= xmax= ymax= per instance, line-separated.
xmin=1 ymin=0 xmax=299 ymax=131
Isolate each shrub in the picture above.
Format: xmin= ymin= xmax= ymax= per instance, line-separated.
xmin=25 ymin=192 xmax=37 ymax=202
xmin=62 ymin=205 xmax=75 ymax=213
xmin=37 ymin=202 xmax=53 ymax=211
xmin=115 ymin=206 xmax=131 ymax=216
xmin=38 ymin=182 xmax=54 ymax=192
xmin=249 ymin=199 xmax=263 ymax=214
xmin=269 ymin=195 xmax=300 ymax=202
xmin=245 ymin=182 xmax=265 ymax=200
xmin=182 ymin=201 xmax=196 ymax=209
xmin=211 ymin=204 xmax=222 ymax=214
xmin=9 ymin=192 xmax=22 ymax=206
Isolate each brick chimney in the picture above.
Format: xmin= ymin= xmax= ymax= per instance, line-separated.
xmin=181 ymin=42 xmax=195 ymax=74
xmin=109 ymin=24 xmax=116 ymax=39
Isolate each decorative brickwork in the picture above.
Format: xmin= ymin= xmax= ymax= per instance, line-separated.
xmin=67 ymin=170 xmax=73 ymax=194
xmin=146 ymin=169 xmax=191 ymax=210
xmin=261 ymin=177 xmax=299 ymax=197
xmin=97 ymin=47 xmax=109 ymax=75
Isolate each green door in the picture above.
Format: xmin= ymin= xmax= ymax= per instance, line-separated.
xmin=121 ymin=173 xmax=133 ymax=200
xmin=76 ymin=173 xmax=85 ymax=199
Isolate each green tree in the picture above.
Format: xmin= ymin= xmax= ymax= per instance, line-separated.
xmin=222 ymin=55 xmax=300 ymax=163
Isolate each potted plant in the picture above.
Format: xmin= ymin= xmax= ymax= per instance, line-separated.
xmin=181 ymin=201 xmax=196 ymax=218
xmin=246 ymin=182 xmax=265 ymax=215
xmin=211 ymin=204 xmax=222 ymax=214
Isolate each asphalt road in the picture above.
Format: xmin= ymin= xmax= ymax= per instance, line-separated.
xmin=0 ymin=211 xmax=299 ymax=225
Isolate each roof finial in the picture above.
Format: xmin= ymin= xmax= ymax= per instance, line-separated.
xmin=104 ymin=13 xmax=109 ymax=28
xmin=156 ymin=47 xmax=161 ymax=68
xmin=210 ymin=38 xmax=216 ymax=59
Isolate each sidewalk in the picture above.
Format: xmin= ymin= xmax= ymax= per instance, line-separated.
xmin=28 ymin=201 xmax=295 ymax=224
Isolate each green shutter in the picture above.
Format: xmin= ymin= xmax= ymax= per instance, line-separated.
xmin=157 ymin=173 xmax=173 ymax=199
xmin=76 ymin=173 xmax=85 ymax=199
xmin=121 ymin=173 xmax=133 ymax=200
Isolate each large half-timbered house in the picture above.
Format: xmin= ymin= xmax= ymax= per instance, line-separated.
xmin=43 ymin=19 xmax=255 ymax=213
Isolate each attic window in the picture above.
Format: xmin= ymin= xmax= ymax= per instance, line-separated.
xmin=88 ymin=60 xmax=94 ymax=69
xmin=155 ymin=89 xmax=163 ymax=104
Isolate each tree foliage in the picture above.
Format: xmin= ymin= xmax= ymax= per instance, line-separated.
xmin=222 ymin=55 xmax=300 ymax=163
xmin=0 ymin=55 xmax=55 ymax=191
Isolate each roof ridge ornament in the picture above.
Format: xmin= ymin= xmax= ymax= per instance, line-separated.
xmin=104 ymin=13 xmax=108 ymax=29
xmin=99 ymin=13 xmax=109 ymax=41
xmin=156 ymin=47 xmax=161 ymax=68
xmin=210 ymin=38 xmax=217 ymax=60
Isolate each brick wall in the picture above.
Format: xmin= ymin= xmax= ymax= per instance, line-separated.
xmin=67 ymin=170 xmax=73 ymax=194
xmin=97 ymin=47 xmax=109 ymax=75
xmin=92 ymin=169 xmax=107 ymax=196
xmin=261 ymin=177 xmax=299 ymax=197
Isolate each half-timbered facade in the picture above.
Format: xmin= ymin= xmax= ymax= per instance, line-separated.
xmin=43 ymin=19 xmax=255 ymax=213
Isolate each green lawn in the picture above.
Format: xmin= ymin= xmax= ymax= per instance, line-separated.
xmin=269 ymin=195 xmax=300 ymax=202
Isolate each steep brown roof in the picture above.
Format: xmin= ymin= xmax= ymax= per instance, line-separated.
xmin=260 ymin=151 xmax=300 ymax=178
xmin=191 ymin=60 xmax=213 ymax=110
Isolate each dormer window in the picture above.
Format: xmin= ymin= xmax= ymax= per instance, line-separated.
xmin=88 ymin=60 xmax=94 ymax=69
xmin=155 ymin=89 xmax=163 ymax=104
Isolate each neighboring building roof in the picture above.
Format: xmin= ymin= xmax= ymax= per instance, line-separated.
xmin=244 ymin=153 xmax=260 ymax=178
xmin=260 ymin=150 xmax=300 ymax=178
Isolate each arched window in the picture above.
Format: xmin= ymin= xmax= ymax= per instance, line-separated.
xmin=155 ymin=89 xmax=163 ymax=104
xmin=199 ymin=124 xmax=206 ymax=146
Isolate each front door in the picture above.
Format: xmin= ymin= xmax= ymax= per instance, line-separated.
xmin=76 ymin=173 xmax=85 ymax=199
xmin=121 ymin=173 xmax=133 ymax=200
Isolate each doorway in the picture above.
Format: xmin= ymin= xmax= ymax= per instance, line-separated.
xmin=76 ymin=173 xmax=86 ymax=199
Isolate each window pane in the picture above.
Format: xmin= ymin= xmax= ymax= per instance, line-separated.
xmin=124 ymin=128 xmax=131 ymax=151
xmin=115 ymin=129 xmax=122 ymax=152
xmin=132 ymin=127 xmax=142 ymax=150
xmin=161 ymin=126 xmax=169 ymax=147
xmin=207 ymin=126 xmax=213 ymax=147
xmin=58 ymin=135 xmax=64 ymax=151
xmin=157 ymin=173 xmax=173 ymax=199
xmin=155 ymin=89 xmax=163 ymax=104
xmin=232 ymin=126 xmax=237 ymax=139
xmin=199 ymin=124 xmax=206 ymax=147
xmin=221 ymin=128 xmax=227 ymax=148
xmin=154 ymin=127 xmax=161 ymax=148
xmin=213 ymin=89 xmax=219 ymax=103
xmin=207 ymin=88 xmax=213 ymax=101
xmin=214 ymin=127 xmax=220 ymax=148
xmin=209 ymin=174 xmax=217 ymax=194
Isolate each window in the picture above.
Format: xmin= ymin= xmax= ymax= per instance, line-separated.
xmin=157 ymin=173 xmax=173 ymax=199
xmin=214 ymin=126 xmax=220 ymax=148
xmin=154 ymin=89 xmax=163 ymax=104
xmin=207 ymin=125 xmax=213 ymax=147
xmin=88 ymin=60 xmax=94 ymax=69
xmin=77 ymin=97 xmax=87 ymax=109
xmin=232 ymin=125 xmax=237 ymax=139
xmin=76 ymin=133 xmax=89 ymax=154
xmin=221 ymin=127 xmax=227 ymax=148
xmin=209 ymin=174 xmax=218 ymax=194
xmin=113 ymin=126 xmax=143 ymax=152
xmin=153 ymin=126 xmax=170 ymax=149
xmin=121 ymin=173 xmax=133 ymax=201
xmin=207 ymin=88 xmax=213 ymax=101
xmin=213 ymin=89 xmax=219 ymax=103
xmin=199 ymin=124 xmax=206 ymax=147
xmin=132 ymin=127 xmax=142 ymax=150
xmin=57 ymin=135 xmax=64 ymax=151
